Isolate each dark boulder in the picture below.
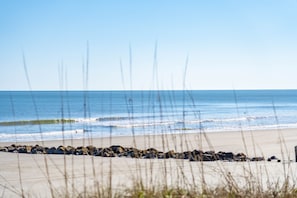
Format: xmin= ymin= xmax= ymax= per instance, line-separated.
xmin=147 ymin=148 xmax=158 ymax=153
xmin=97 ymin=147 xmax=115 ymax=157
xmin=0 ymin=143 xmax=269 ymax=164
xmin=65 ymin=146 xmax=75 ymax=155
xmin=251 ymin=157 xmax=264 ymax=161
xmin=54 ymin=145 xmax=66 ymax=154
xmin=7 ymin=145 xmax=16 ymax=152
xmin=87 ymin=145 xmax=97 ymax=155
xmin=183 ymin=151 xmax=191 ymax=160
xmin=26 ymin=145 xmax=32 ymax=153
xmin=267 ymin=156 xmax=281 ymax=162
xmin=218 ymin=152 xmax=234 ymax=161
xmin=165 ymin=150 xmax=175 ymax=159
xmin=45 ymin=147 xmax=57 ymax=154
xmin=190 ymin=150 xmax=204 ymax=161
xmin=0 ymin=146 xmax=8 ymax=152
xmin=17 ymin=146 xmax=27 ymax=153
xmin=234 ymin=153 xmax=247 ymax=161
xmin=175 ymin=152 xmax=185 ymax=159
xmin=205 ymin=151 xmax=218 ymax=160
xmin=31 ymin=145 xmax=45 ymax=154
xmin=75 ymin=146 xmax=88 ymax=155
xmin=127 ymin=147 xmax=141 ymax=158
xmin=110 ymin=145 xmax=125 ymax=154
xmin=144 ymin=148 xmax=161 ymax=159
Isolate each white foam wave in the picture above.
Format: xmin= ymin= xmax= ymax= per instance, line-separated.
xmin=186 ymin=116 xmax=271 ymax=124
xmin=98 ymin=120 xmax=176 ymax=128
xmin=87 ymin=115 xmax=272 ymax=129
xmin=74 ymin=118 xmax=98 ymax=122
xmin=0 ymin=129 xmax=85 ymax=142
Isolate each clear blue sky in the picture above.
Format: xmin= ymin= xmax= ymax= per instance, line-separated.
xmin=1 ymin=0 xmax=297 ymax=90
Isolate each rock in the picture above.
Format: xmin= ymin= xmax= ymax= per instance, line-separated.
xmin=7 ymin=145 xmax=16 ymax=152
xmin=144 ymin=148 xmax=162 ymax=159
xmin=31 ymin=145 xmax=45 ymax=154
xmin=26 ymin=145 xmax=32 ymax=153
xmin=189 ymin=150 xmax=203 ymax=161
xmin=0 ymin=143 xmax=271 ymax=164
xmin=0 ymin=146 xmax=8 ymax=152
xmin=157 ymin=152 xmax=165 ymax=159
xmin=267 ymin=156 xmax=281 ymax=162
xmin=251 ymin=157 xmax=265 ymax=161
xmin=65 ymin=146 xmax=75 ymax=155
xmin=54 ymin=146 xmax=66 ymax=154
xmin=189 ymin=155 xmax=198 ymax=161
xmin=97 ymin=147 xmax=115 ymax=157
xmin=218 ymin=152 xmax=234 ymax=161
xmin=145 ymin=152 xmax=156 ymax=159
xmin=216 ymin=152 xmax=222 ymax=160
xmin=203 ymin=151 xmax=217 ymax=161
xmin=87 ymin=145 xmax=97 ymax=155
xmin=104 ymin=148 xmax=115 ymax=157
xmin=235 ymin=153 xmax=247 ymax=161
xmin=225 ymin=152 xmax=234 ymax=160
xmin=270 ymin=156 xmax=277 ymax=160
xmin=75 ymin=146 xmax=88 ymax=155
xmin=183 ymin=151 xmax=192 ymax=160
xmin=46 ymin=147 xmax=57 ymax=154
xmin=104 ymin=151 xmax=115 ymax=157
xmin=96 ymin=148 xmax=104 ymax=156
xmin=17 ymin=146 xmax=27 ymax=153
xmin=175 ymin=152 xmax=186 ymax=159
xmin=202 ymin=154 xmax=214 ymax=161
xmin=165 ymin=150 xmax=175 ymax=158
xmin=127 ymin=147 xmax=141 ymax=158
xmin=94 ymin=148 xmax=102 ymax=156
xmin=147 ymin=148 xmax=158 ymax=153
xmin=110 ymin=145 xmax=125 ymax=154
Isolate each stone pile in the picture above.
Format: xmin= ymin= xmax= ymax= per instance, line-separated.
xmin=0 ymin=144 xmax=266 ymax=162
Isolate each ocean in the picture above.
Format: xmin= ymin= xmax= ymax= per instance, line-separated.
xmin=1 ymin=90 xmax=297 ymax=142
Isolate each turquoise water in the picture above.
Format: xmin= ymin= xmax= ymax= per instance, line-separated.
xmin=1 ymin=90 xmax=297 ymax=142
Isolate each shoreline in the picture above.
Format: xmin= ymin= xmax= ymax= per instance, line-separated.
xmin=1 ymin=128 xmax=297 ymax=160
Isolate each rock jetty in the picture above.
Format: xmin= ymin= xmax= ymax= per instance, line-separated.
xmin=0 ymin=144 xmax=269 ymax=162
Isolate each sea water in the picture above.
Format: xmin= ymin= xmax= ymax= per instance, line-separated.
xmin=1 ymin=90 xmax=297 ymax=142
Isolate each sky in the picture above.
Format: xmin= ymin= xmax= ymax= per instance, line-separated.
xmin=1 ymin=0 xmax=297 ymax=90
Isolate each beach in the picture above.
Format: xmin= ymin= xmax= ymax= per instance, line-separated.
xmin=1 ymin=128 xmax=297 ymax=197
xmin=2 ymin=0 xmax=297 ymax=196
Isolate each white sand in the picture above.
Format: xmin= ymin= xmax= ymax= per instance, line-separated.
xmin=1 ymin=128 xmax=297 ymax=197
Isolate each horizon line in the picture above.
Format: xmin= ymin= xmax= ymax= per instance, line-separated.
xmin=1 ymin=88 xmax=297 ymax=92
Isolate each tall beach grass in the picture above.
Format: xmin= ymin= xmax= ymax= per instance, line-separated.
xmin=0 ymin=48 xmax=297 ymax=198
